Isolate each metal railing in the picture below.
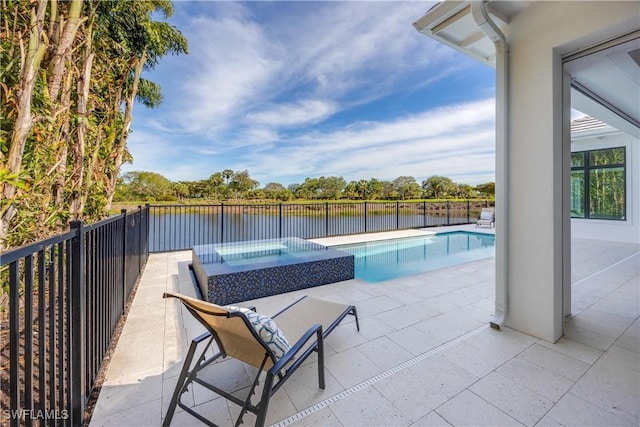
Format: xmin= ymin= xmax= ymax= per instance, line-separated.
xmin=148 ymin=200 xmax=493 ymax=252
xmin=1 ymin=207 xmax=149 ymax=426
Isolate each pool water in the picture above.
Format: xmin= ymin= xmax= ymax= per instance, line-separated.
xmin=194 ymin=237 xmax=338 ymax=267
xmin=334 ymin=231 xmax=495 ymax=283
xmin=213 ymin=239 xmax=324 ymax=267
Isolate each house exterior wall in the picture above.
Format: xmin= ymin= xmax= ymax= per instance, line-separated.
xmin=502 ymin=1 xmax=638 ymax=341
xmin=571 ymin=132 xmax=639 ymax=243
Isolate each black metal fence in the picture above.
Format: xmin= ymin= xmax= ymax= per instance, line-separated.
xmin=148 ymin=200 xmax=493 ymax=252
xmin=1 ymin=207 xmax=149 ymax=426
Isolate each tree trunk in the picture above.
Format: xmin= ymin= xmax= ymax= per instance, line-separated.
xmin=0 ymin=0 xmax=48 ymax=250
xmin=47 ymin=0 xmax=84 ymax=103
xmin=105 ymin=52 xmax=147 ymax=209
xmin=44 ymin=38 xmax=75 ymax=227
xmin=70 ymin=41 xmax=94 ymax=219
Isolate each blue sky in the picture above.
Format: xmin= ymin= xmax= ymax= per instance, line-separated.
xmin=123 ymin=1 xmax=498 ymax=187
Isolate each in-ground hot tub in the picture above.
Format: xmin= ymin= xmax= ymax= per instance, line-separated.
xmin=191 ymin=237 xmax=355 ymax=305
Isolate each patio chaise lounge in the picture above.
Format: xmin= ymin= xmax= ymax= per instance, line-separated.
xmin=162 ymin=292 xmax=359 ymax=427
xmin=476 ymin=208 xmax=495 ymax=228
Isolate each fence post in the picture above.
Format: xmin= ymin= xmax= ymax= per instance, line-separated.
xmin=396 ymin=201 xmax=400 ymax=230
xmin=325 ymin=202 xmax=329 ymax=237
xmin=69 ymin=220 xmax=86 ymax=425
xmin=423 ymin=201 xmax=427 ymax=227
xmin=8 ymin=261 xmax=19 ymax=427
xmin=364 ymin=201 xmax=367 ymax=233
xmin=121 ymin=210 xmax=127 ymax=311
xmin=467 ymin=200 xmax=470 ymax=224
xmin=220 ymin=203 xmax=224 ymax=243
xmin=279 ymin=203 xmax=283 ymax=239
xmin=140 ymin=206 xmax=144 ymax=271
xmin=446 ymin=201 xmax=450 ymax=225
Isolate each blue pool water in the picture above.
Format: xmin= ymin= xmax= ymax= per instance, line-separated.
xmin=334 ymin=231 xmax=495 ymax=283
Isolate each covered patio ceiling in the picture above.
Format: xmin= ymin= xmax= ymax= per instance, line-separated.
xmin=413 ymin=0 xmax=640 ymax=137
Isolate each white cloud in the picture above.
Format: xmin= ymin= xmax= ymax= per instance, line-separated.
xmin=281 ymin=2 xmax=445 ymax=94
xmin=175 ymin=13 xmax=284 ymax=135
xmin=242 ymin=98 xmax=496 ymax=185
xmin=246 ymin=100 xmax=338 ymax=128
xmin=296 ymin=98 xmax=494 ymax=151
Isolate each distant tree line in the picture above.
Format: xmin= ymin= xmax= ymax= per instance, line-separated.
xmin=115 ymin=170 xmax=495 ymax=203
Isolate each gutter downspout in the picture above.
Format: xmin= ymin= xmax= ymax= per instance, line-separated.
xmin=471 ymin=1 xmax=508 ymax=330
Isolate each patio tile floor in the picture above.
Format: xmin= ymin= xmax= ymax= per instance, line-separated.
xmin=89 ymin=226 xmax=639 ymax=427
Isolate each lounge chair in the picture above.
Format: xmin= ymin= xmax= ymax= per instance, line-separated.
xmin=162 ymin=292 xmax=359 ymax=427
xmin=476 ymin=208 xmax=495 ymax=228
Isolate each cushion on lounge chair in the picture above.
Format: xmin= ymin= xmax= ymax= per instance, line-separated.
xmin=224 ymin=305 xmax=291 ymax=360
xmin=480 ymin=211 xmax=493 ymax=220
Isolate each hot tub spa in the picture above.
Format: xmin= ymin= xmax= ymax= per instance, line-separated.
xmin=191 ymin=237 xmax=355 ymax=305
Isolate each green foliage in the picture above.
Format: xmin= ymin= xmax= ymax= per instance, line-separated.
xmin=136 ymin=79 xmax=163 ymax=108
xmin=571 ymin=147 xmax=625 ymax=220
xmin=422 ymin=175 xmax=456 ymax=198
xmin=393 ymin=176 xmax=422 ymax=200
xmin=115 ymin=169 xmax=495 ymax=204
xmin=263 ymin=183 xmax=293 ymax=201
xmin=228 ymin=170 xmax=259 ymax=199
xmin=475 ymin=182 xmax=495 ymax=198
xmin=115 ymin=171 xmax=176 ymax=202
xmin=0 ymin=168 xmax=29 ymax=191
xmin=1 ymin=0 xmax=188 ymax=249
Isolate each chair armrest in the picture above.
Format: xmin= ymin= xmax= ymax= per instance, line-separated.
xmin=193 ymin=331 xmax=212 ymax=343
xmin=268 ymin=323 xmax=322 ymax=375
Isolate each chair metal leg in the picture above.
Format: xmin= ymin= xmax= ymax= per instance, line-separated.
xmin=234 ymin=355 xmax=269 ymax=427
xmin=350 ymin=307 xmax=360 ymax=331
xmin=163 ymin=333 xmax=215 ymax=427
xmin=316 ymin=329 xmax=325 ymax=390
xmin=255 ymin=371 xmax=276 ymax=427
xmin=163 ymin=337 xmax=204 ymax=426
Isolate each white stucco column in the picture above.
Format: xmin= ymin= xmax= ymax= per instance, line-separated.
xmin=501 ymin=1 xmax=638 ymax=342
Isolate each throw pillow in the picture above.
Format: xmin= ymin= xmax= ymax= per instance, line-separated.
xmin=225 ymin=305 xmax=292 ymax=360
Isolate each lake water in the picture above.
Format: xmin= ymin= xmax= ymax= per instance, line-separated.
xmin=148 ymin=211 xmax=472 ymax=252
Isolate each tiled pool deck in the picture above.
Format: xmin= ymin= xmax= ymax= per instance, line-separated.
xmin=89 ymin=226 xmax=639 ymax=426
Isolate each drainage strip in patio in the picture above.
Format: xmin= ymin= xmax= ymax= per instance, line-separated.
xmin=272 ymin=324 xmax=490 ymax=427
xmin=571 ymin=251 xmax=640 ymax=287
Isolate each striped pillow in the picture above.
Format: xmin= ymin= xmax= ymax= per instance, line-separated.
xmin=225 ymin=306 xmax=291 ymax=360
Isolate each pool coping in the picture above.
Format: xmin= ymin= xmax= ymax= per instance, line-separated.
xmin=310 ymin=224 xmax=494 ymax=247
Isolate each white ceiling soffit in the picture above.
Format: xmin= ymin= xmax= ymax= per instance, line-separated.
xmin=565 ymin=35 xmax=640 ymax=133
xmin=413 ymin=0 xmax=530 ymax=67
xmin=415 ymin=1 xmax=639 ymax=134
xmin=571 ymin=88 xmax=640 ymax=138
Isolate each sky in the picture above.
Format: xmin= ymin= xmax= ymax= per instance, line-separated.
xmin=122 ymin=1 xmax=500 ymax=187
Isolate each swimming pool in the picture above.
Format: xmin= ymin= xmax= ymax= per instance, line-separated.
xmin=334 ymin=231 xmax=495 ymax=283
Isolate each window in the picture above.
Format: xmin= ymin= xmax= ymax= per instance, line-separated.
xmin=571 ymin=147 xmax=625 ymax=220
